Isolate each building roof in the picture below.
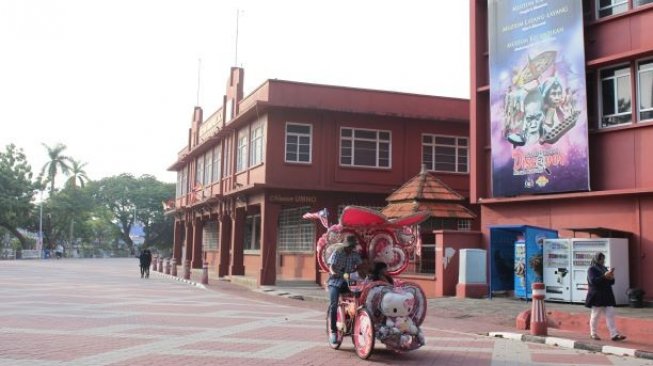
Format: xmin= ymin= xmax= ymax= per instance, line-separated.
xmin=382 ymin=166 xmax=476 ymax=219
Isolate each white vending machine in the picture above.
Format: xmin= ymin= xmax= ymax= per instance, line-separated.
xmin=543 ymin=239 xmax=572 ymax=302
xmin=543 ymin=238 xmax=629 ymax=304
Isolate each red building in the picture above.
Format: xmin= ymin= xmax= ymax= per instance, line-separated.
xmin=168 ymin=68 xmax=472 ymax=288
xmin=470 ymin=1 xmax=653 ymax=297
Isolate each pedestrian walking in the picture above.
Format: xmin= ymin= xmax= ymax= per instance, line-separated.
xmin=585 ymin=252 xmax=626 ymax=341
xmin=138 ymin=249 xmax=152 ymax=278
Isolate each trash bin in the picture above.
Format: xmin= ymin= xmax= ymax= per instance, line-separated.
xmin=627 ymin=288 xmax=645 ymax=308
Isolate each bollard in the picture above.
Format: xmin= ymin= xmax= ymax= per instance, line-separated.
xmin=530 ymin=282 xmax=547 ymax=336
xmin=183 ymin=260 xmax=191 ymax=280
xmin=164 ymin=258 xmax=171 ymax=275
xmin=158 ymin=257 xmax=164 ymax=272
xmin=171 ymin=258 xmax=177 ymax=276
xmin=151 ymin=255 xmax=158 ymax=272
xmin=201 ymin=261 xmax=209 ymax=285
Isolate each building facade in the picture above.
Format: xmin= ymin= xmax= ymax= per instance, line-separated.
xmin=470 ymin=1 xmax=653 ymax=297
xmin=168 ymin=67 xmax=471 ymax=287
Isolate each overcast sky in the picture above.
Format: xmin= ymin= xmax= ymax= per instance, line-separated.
xmin=0 ymin=0 xmax=470 ymax=184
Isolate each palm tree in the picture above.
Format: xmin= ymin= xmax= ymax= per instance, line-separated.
xmin=40 ymin=143 xmax=71 ymax=194
xmin=65 ymin=159 xmax=89 ymax=189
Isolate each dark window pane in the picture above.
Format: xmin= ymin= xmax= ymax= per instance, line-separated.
xmin=422 ymin=135 xmax=432 ymax=144
xmin=341 ymin=156 xmax=351 ymax=165
xmin=286 ymin=135 xmax=297 ymax=144
xmin=458 ymin=138 xmax=468 ymax=146
xmin=286 ymin=152 xmax=296 ymax=161
xmin=298 ymin=145 xmax=309 ymax=154
xmin=379 ymin=159 xmax=390 ymax=167
xmin=341 ymin=140 xmax=351 ymax=148
xmin=354 ymin=130 xmax=377 ymax=139
xmin=435 ymin=136 xmax=456 ymax=145
xmin=602 ymin=79 xmax=615 ymax=116
xmin=287 ymin=124 xmax=310 ymax=134
xmin=354 ymin=148 xmax=376 ymax=166
xmin=617 ymin=75 xmax=632 ymax=113
xmin=298 ymin=153 xmax=310 ymax=162
xmin=379 ymin=132 xmax=390 ymax=140
xmin=341 ymin=128 xmax=352 ymax=137
xmin=299 ymin=136 xmax=310 ymax=144
xmin=435 ymin=162 xmax=456 ymax=172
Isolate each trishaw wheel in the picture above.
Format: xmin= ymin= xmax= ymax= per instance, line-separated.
xmin=352 ymin=308 xmax=375 ymax=359
xmin=325 ymin=308 xmax=343 ymax=349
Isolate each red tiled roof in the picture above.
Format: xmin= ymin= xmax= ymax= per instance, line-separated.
xmin=381 ymin=201 xmax=476 ymax=219
xmin=386 ymin=170 xmax=464 ymax=202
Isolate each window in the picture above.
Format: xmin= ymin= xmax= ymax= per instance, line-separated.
xmin=340 ymin=127 xmax=391 ymax=168
xmin=181 ymin=166 xmax=188 ymax=195
xmin=637 ymin=0 xmax=653 ymax=6
xmin=457 ymin=219 xmax=472 ymax=231
xmin=277 ymin=206 xmax=315 ymax=252
xmin=176 ymin=171 xmax=182 ymax=198
xmin=422 ymin=135 xmax=468 ymax=173
xmin=212 ymin=144 xmax=221 ymax=182
xmin=236 ymin=130 xmax=248 ymax=172
xmin=224 ymin=138 xmax=232 ymax=176
xmin=195 ymin=155 xmax=204 ymax=186
xmin=250 ymin=122 xmax=264 ymax=166
xmin=226 ymin=99 xmax=234 ymax=121
xmin=638 ymin=61 xmax=653 ymax=121
xmin=203 ymin=150 xmax=212 ymax=186
xmin=285 ymin=123 xmax=312 ymax=163
xmin=244 ymin=214 xmax=261 ymax=251
xmin=597 ymin=0 xmax=628 ymax=17
xmin=600 ymin=66 xmax=632 ymax=128
xmin=202 ymin=221 xmax=219 ymax=251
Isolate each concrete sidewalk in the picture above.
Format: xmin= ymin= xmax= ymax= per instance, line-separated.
xmin=181 ymin=268 xmax=653 ymax=361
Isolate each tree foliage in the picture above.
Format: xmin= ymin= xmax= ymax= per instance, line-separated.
xmin=0 ymin=144 xmax=38 ymax=246
xmin=40 ymin=143 xmax=71 ymax=194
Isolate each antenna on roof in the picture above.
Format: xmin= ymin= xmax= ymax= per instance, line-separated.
xmin=196 ymin=58 xmax=201 ymax=106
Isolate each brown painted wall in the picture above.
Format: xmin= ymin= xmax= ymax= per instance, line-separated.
xmin=278 ymin=253 xmax=316 ymax=280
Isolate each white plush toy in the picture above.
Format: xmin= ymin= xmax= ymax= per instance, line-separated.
xmin=379 ymin=290 xmax=425 ymax=348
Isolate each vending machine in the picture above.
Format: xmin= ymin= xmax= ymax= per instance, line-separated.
xmin=543 ymin=239 xmax=572 ymax=302
xmin=571 ymin=238 xmax=629 ymax=305
xmin=543 ymin=238 xmax=629 ymax=304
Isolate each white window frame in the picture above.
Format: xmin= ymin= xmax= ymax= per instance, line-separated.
xmin=637 ymin=59 xmax=653 ymax=122
xmin=244 ymin=214 xmax=261 ymax=251
xmin=596 ymin=0 xmax=629 ymax=18
xmin=249 ymin=121 xmax=264 ymax=167
xmin=195 ymin=155 xmax=204 ymax=186
xmin=339 ymin=127 xmax=391 ymax=168
xmin=212 ymin=144 xmax=222 ymax=182
xmin=285 ymin=123 xmax=312 ymax=164
xmin=277 ymin=206 xmax=315 ymax=253
xmin=457 ymin=219 xmax=472 ymax=231
xmin=599 ymin=64 xmax=633 ymax=128
xmin=236 ymin=130 xmax=248 ymax=172
xmin=203 ymin=150 xmax=212 ymax=186
xmin=422 ymin=134 xmax=469 ymax=173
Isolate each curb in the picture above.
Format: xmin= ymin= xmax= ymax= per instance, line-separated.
xmin=152 ymin=271 xmax=206 ymax=290
xmin=254 ymin=287 xmax=327 ymax=303
xmin=488 ymin=332 xmax=653 ymax=361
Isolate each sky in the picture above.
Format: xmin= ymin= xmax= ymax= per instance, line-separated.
xmin=0 ymin=0 xmax=470 ymax=185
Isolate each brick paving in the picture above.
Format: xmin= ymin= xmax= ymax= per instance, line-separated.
xmin=0 ymin=259 xmax=650 ymax=365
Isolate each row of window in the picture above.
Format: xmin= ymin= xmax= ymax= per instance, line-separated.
xmin=177 ymin=122 xmax=469 ymax=197
xmin=597 ymin=59 xmax=653 ymax=128
xmin=285 ymin=123 xmax=469 ymax=172
xmin=593 ymin=0 xmax=653 ymax=19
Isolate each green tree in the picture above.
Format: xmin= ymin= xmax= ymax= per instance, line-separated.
xmin=43 ymin=184 xmax=95 ymax=250
xmin=0 ymin=144 xmax=38 ymax=247
xmin=40 ymin=143 xmax=71 ymax=194
xmin=132 ymin=175 xmax=175 ymax=249
xmin=65 ymin=159 xmax=89 ymax=189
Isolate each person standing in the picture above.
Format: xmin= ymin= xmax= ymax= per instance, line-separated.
xmin=139 ymin=249 xmax=152 ymax=278
xmin=326 ymin=235 xmax=362 ymax=345
xmin=585 ymin=252 xmax=626 ymax=341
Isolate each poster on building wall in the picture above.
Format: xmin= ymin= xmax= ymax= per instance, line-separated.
xmin=488 ymin=0 xmax=590 ymax=197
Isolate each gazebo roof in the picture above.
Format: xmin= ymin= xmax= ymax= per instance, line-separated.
xmin=382 ymin=166 xmax=476 ymax=219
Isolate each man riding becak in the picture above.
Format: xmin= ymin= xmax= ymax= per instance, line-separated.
xmin=327 ymin=235 xmax=362 ymax=345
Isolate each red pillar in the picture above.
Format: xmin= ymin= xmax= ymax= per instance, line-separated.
xmin=530 ymin=282 xmax=547 ymax=336
xmin=230 ymin=207 xmax=245 ymax=276
xmin=218 ymin=215 xmax=232 ymax=277
xmin=259 ymin=203 xmax=280 ymax=286
xmin=192 ymin=219 xmax=203 ymax=269
xmin=172 ymin=221 xmax=183 ymax=263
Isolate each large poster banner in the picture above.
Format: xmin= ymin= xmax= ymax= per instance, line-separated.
xmin=488 ymin=0 xmax=590 ymax=197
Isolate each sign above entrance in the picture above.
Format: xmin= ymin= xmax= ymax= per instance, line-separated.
xmin=269 ymin=194 xmax=317 ymax=204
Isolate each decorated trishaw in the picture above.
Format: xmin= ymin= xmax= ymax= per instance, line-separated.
xmin=305 ymin=205 xmax=430 ymax=359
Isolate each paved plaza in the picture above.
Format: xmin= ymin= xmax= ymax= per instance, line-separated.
xmin=0 ymin=259 xmax=649 ymax=365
